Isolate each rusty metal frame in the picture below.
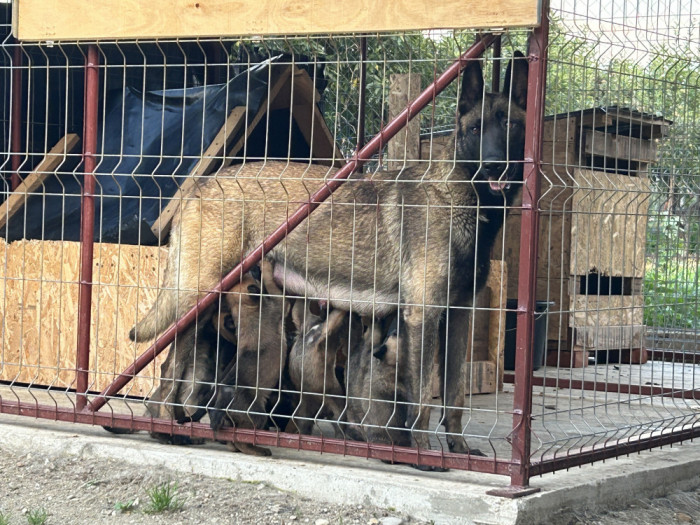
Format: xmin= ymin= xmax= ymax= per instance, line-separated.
xmin=75 ymin=44 xmax=100 ymax=412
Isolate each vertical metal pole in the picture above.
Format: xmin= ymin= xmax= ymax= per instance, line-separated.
xmin=356 ymin=36 xmax=367 ymax=151
xmin=509 ymin=3 xmax=550 ymax=491
xmin=10 ymin=42 xmax=23 ymax=191
xmin=76 ymin=44 xmax=99 ymax=411
xmin=491 ymin=35 xmax=502 ymax=94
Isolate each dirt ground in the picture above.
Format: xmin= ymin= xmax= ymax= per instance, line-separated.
xmin=0 ymin=446 xmax=425 ymax=525
xmin=553 ymin=489 xmax=700 ymax=524
xmin=1 ymin=433 xmax=699 ymax=525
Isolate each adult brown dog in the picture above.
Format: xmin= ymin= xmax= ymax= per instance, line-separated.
xmin=130 ymin=52 xmax=528 ymax=455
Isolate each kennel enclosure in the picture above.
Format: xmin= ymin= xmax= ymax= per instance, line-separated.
xmin=1 ymin=0 xmax=699 ymax=495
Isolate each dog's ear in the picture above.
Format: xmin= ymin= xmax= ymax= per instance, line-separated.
xmin=503 ymin=50 xmax=528 ymax=109
xmin=459 ymin=59 xmax=484 ymax=115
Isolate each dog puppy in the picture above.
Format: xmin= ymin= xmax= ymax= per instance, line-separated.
xmin=206 ymin=260 xmax=290 ymax=456
xmin=344 ymin=315 xmax=411 ymax=448
xmin=288 ymin=302 xmax=362 ymax=434
xmin=104 ymin=307 xmax=236 ymax=444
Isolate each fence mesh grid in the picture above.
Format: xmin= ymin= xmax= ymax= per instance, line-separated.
xmin=0 ymin=1 xmax=698 ymax=481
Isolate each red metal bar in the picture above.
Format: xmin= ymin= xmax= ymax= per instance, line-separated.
xmin=531 ymin=424 xmax=700 ymax=476
xmin=503 ymin=372 xmax=700 ymax=400
xmin=0 ymin=399 xmax=513 ymax=475
xmin=76 ymin=45 xmax=100 ymax=411
xmin=88 ymin=32 xmax=497 ymax=412
xmin=10 ymin=42 xmax=23 ymax=190
xmin=508 ymin=7 xmax=550 ymax=490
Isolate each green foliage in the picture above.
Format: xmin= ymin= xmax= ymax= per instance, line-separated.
xmin=113 ymin=500 xmax=136 ymax=513
xmin=25 ymin=508 xmax=47 ymax=525
xmin=644 ymin=257 xmax=699 ymax=330
xmin=144 ymin=481 xmax=185 ymax=514
xmin=0 ymin=511 xmax=11 ymax=525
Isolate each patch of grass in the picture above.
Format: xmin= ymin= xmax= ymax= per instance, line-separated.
xmin=113 ymin=499 xmax=136 ymax=513
xmin=26 ymin=508 xmax=48 ymax=525
xmin=0 ymin=510 xmax=11 ymax=525
xmin=144 ymin=480 xmax=185 ymax=514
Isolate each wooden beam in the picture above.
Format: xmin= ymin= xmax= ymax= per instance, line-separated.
xmin=288 ymin=69 xmax=344 ymax=167
xmin=150 ymin=106 xmax=247 ymax=242
xmin=226 ymin=66 xmax=293 ymax=160
xmin=584 ymin=130 xmax=657 ymax=163
xmin=388 ymin=73 xmax=422 ymax=170
xmin=13 ymin=0 xmax=541 ymax=41
xmin=0 ymin=134 xmax=80 ymax=230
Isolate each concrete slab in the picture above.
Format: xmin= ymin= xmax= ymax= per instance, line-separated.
xmin=1 ymin=413 xmax=699 ymax=524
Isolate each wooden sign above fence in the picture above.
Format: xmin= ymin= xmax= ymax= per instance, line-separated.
xmin=13 ymin=0 xmax=541 ymax=41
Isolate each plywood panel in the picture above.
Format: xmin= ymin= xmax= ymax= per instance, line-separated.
xmin=570 ymin=169 xmax=651 ymax=277
xmin=574 ymin=324 xmax=646 ymax=350
xmin=14 ymin=0 xmax=541 ymax=41
xmin=0 ymin=239 xmax=169 ymax=396
xmin=569 ymin=295 xmax=644 ymax=328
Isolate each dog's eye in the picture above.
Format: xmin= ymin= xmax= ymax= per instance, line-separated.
xmin=504 ymin=119 xmax=519 ymax=130
xmin=470 ymin=126 xmax=480 ymax=136
xmin=247 ymin=285 xmax=261 ymax=295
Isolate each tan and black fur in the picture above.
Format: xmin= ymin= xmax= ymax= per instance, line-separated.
xmin=130 ymin=53 xmax=528 ymax=454
xmin=202 ymin=260 xmax=290 ymax=456
xmin=288 ymin=302 xmax=362 ymax=434
xmin=345 ymin=314 xmax=411 ymax=448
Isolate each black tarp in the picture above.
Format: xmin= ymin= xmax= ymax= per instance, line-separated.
xmin=4 ymin=59 xmax=284 ymax=245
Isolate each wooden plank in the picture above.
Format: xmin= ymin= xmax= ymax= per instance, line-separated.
xmin=288 ymin=69 xmax=344 ymax=168
xmin=0 ymin=134 xmax=80 ymax=230
xmin=570 ymin=169 xmax=651 ymax=277
xmin=13 ymin=0 xmax=542 ymax=41
xmin=388 ymin=74 xmax=422 ymax=170
xmin=0 ymin=238 xmax=169 ymax=396
xmin=569 ymin=294 xmax=645 ymax=328
xmin=574 ymin=324 xmax=646 ymax=350
xmin=584 ymin=129 xmax=657 ymax=163
xmin=226 ymin=66 xmax=293 ymax=160
xmin=465 ymin=361 xmax=497 ymax=395
xmin=486 ymin=261 xmax=507 ymax=390
xmin=150 ymin=106 xmax=247 ymax=241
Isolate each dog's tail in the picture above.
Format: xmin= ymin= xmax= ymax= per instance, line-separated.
xmin=129 ymin=287 xmax=180 ymax=342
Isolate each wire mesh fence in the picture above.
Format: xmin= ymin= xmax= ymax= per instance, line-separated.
xmin=0 ymin=0 xmax=698 ymax=488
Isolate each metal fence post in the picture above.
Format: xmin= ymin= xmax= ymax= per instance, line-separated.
xmin=487 ymin=2 xmax=550 ymax=497
xmin=76 ymin=44 xmax=99 ymax=411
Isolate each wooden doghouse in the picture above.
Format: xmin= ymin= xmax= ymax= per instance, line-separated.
xmin=423 ymin=107 xmax=671 ymax=367
xmin=0 ymin=64 xmax=342 ymax=395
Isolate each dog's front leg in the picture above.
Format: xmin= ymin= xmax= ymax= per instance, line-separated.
xmin=401 ymin=304 xmax=441 ymax=452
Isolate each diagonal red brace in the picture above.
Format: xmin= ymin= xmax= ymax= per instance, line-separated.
xmin=88 ymin=33 xmax=497 ymax=412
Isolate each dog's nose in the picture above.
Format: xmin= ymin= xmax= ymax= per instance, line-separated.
xmin=481 ymin=161 xmax=506 ymax=177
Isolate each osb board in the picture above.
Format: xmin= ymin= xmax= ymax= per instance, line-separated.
xmin=0 ymin=239 xmax=169 ymax=396
xmin=569 ymin=295 xmax=644 ymax=328
xmin=570 ymin=169 xmax=651 ymax=277
xmin=13 ymin=0 xmax=541 ymax=41
xmin=574 ymin=324 xmax=645 ymax=350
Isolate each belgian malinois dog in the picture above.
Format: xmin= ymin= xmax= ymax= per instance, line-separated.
xmin=130 ymin=51 xmax=528 ymax=455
